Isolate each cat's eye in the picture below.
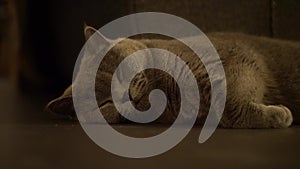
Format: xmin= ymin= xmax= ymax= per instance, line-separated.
xmin=99 ymin=99 xmax=113 ymax=108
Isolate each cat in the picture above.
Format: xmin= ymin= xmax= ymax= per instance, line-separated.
xmin=47 ymin=25 xmax=300 ymax=128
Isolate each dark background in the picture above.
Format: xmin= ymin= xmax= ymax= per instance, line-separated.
xmin=2 ymin=0 xmax=300 ymax=96
xmin=0 ymin=0 xmax=300 ymax=168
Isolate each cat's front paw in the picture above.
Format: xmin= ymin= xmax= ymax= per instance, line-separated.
xmin=77 ymin=104 xmax=122 ymax=124
xmin=266 ymin=105 xmax=293 ymax=128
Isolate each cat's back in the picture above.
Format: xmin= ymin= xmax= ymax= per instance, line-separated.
xmin=138 ymin=33 xmax=300 ymax=120
xmin=208 ymin=32 xmax=300 ymax=68
xmin=209 ymin=33 xmax=300 ymax=85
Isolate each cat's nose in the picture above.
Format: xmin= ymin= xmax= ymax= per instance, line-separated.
xmin=122 ymin=89 xmax=131 ymax=102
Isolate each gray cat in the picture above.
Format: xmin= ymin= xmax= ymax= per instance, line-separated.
xmin=47 ymin=25 xmax=300 ymax=128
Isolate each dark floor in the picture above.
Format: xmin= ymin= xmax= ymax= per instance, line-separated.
xmin=1 ymin=79 xmax=300 ymax=169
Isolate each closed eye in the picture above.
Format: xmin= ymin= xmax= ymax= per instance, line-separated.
xmin=99 ymin=99 xmax=113 ymax=108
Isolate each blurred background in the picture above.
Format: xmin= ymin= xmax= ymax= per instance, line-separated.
xmin=1 ymin=0 xmax=300 ymax=97
xmin=0 ymin=0 xmax=300 ymax=168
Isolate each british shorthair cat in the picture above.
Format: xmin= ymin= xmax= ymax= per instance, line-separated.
xmin=47 ymin=25 xmax=300 ymax=128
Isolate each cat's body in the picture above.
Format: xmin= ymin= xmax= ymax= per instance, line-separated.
xmin=47 ymin=26 xmax=300 ymax=128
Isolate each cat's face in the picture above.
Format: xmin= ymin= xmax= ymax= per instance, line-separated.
xmin=47 ymin=26 xmax=151 ymax=120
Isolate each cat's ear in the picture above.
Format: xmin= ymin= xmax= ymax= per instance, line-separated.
xmin=83 ymin=24 xmax=111 ymax=52
xmin=84 ymin=23 xmax=96 ymax=40
xmin=84 ymin=24 xmax=111 ymax=42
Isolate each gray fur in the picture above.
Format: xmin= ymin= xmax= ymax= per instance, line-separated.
xmin=47 ymin=26 xmax=300 ymax=128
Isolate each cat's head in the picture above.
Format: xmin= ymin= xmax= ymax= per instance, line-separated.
xmin=46 ymin=25 xmax=151 ymax=121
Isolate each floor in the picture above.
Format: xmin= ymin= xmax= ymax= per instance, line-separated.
xmin=1 ymin=79 xmax=300 ymax=169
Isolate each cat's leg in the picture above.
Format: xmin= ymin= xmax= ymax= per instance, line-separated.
xmin=221 ymin=102 xmax=293 ymax=128
xmin=220 ymin=62 xmax=293 ymax=128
